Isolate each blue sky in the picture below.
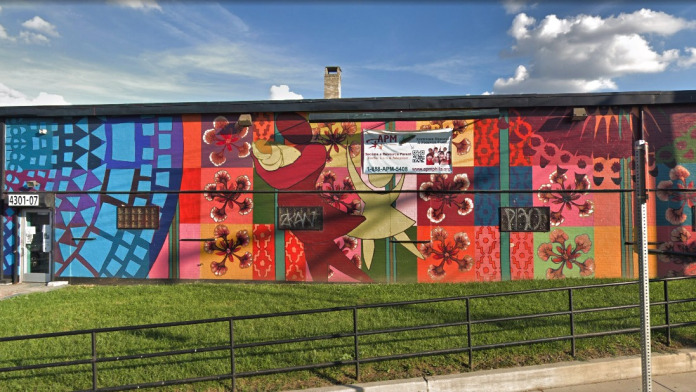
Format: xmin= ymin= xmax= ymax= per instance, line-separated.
xmin=1 ymin=0 xmax=696 ymax=105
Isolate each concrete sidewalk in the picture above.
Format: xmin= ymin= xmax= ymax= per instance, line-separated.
xmin=538 ymin=371 xmax=694 ymax=391
xmin=293 ymin=349 xmax=696 ymax=392
xmin=0 ymin=281 xmax=68 ymax=300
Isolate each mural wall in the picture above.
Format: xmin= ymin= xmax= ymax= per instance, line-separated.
xmin=3 ymin=104 xmax=694 ymax=282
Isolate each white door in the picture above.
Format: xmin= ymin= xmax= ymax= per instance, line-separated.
xmin=20 ymin=209 xmax=52 ymax=283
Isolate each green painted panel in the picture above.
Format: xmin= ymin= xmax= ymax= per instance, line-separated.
xmin=253 ymin=171 xmax=275 ymax=224
xmin=394 ymin=226 xmax=419 ymax=283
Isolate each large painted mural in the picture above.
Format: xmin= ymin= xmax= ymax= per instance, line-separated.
xmin=3 ymin=104 xmax=695 ymax=282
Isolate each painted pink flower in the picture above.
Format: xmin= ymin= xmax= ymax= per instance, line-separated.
xmin=335 ymin=235 xmax=361 ymax=267
xmin=419 ymin=227 xmax=474 ymax=280
xmin=538 ymin=229 xmax=594 ymax=279
xmin=656 ymin=165 xmax=696 ymax=225
xmin=657 ymin=226 xmax=696 ymax=266
xmin=419 ymin=173 xmax=474 ymax=223
xmin=203 ymin=115 xmax=251 ymax=166
xmin=204 ymin=170 xmax=253 ymax=222
xmin=316 ymin=171 xmax=361 ymax=214
xmin=546 ymin=267 xmax=565 ymax=280
xmin=671 ymin=226 xmax=691 ymax=243
xmin=537 ymin=243 xmax=555 ymax=260
xmin=453 ymin=138 xmax=472 ymax=156
xmin=666 ymin=207 xmax=687 ymax=225
xmin=204 ymin=225 xmax=252 ymax=276
xmin=579 ymin=258 xmax=595 ymax=277
xmin=537 ymin=165 xmax=594 ymax=226
xmin=670 ymin=165 xmax=690 ymax=181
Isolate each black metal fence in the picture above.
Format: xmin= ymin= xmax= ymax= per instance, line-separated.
xmin=1 ymin=276 xmax=696 ymax=391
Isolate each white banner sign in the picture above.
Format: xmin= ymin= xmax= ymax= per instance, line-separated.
xmin=362 ymin=129 xmax=452 ymax=174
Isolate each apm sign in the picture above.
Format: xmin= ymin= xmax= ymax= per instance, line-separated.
xmin=362 ymin=129 xmax=452 ymax=174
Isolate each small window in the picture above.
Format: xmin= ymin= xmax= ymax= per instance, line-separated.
xmin=117 ymin=206 xmax=160 ymax=229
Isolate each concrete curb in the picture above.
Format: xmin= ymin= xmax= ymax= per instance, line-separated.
xmin=291 ymin=349 xmax=696 ymax=392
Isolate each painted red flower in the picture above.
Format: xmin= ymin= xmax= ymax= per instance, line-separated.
xmin=316 ymin=170 xmax=361 ymax=214
xmin=657 ymin=226 xmax=696 ymax=266
xmin=538 ymin=229 xmax=594 ymax=279
xmin=537 ymin=165 xmax=594 ymax=226
xmin=419 ymin=227 xmax=474 ymax=280
xmin=656 ymin=165 xmax=696 ymax=225
xmin=203 ymin=115 xmax=251 ymax=166
xmin=419 ymin=173 xmax=473 ymax=223
xmin=204 ymin=225 xmax=252 ymax=276
xmin=204 ymin=170 xmax=253 ymax=222
xmin=453 ymin=138 xmax=472 ymax=156
xmin=311 ymin=122 xmax=360 ymax=163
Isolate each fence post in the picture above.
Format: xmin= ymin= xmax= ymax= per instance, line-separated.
xmin=664 ymin=280 xmax=671 ymax=346
xmin=569 ymin=288 xmax=575 ymax=357
xmin=466 ymin=297 xmax=473 ymax=370
xmin=91 ymin=331 xmax=97 ymax=391
xmin=353 ymin=307 xmax=360 ymax=381
xmin=634 ymin=136 xmax=652 ymax=392
xmin=229 ymin=318 xmax=236 ymax=392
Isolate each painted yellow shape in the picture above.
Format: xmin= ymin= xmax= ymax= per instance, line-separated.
xmin=252 ymin=140 xmax=301 ymax=171
xmin=346 ymin=149 xmax=423 ymax=269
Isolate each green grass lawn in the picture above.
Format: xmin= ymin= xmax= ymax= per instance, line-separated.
xmin=1 ymin=278 xmax=695 ymax=391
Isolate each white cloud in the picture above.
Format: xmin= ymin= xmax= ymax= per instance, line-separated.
xmin=494 ymin=65 xmax=529 ymax=90
xmin=495 ymin=9 xmax=696 ymax=93
xmin=0 ymin=82 xmax=70 ymax=106
xmin=269 ymin=85 xmax=303 ymax=100
xmin=144 ymin=43 xmax=317 ymax=86
xmin=109 ymin=0 xmax=162 ymax=12
xmin=22 ymin=16 xmax=59 ymax=37
xmin=509 ymin=12 xmax=535 ymax=40
xmin=19 ymin=31 xmax=49 ymax=44
xmin=0 ymin=24 xmax=10 ymax=40
xmin=678 ymin=47 xmax=696 ymax=68
xmin=502 ymin=0 xmax=528 ymax=15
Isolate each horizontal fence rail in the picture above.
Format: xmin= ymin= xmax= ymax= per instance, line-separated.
xmin=5 ymin=188 xmax=696 ymax=196
xmin=3 ymin=188 xmax=641 ymax=195
xmin=1 ymin=276 xmax=695 ymax=391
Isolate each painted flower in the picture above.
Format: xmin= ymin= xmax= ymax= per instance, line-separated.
xmin=316 ymin=170 xmax=361 ymax=214
xmin=337 ymin=235 xmax=358 ymax=252
xmin=537 ymin=165 xmax=594 ymax=226
xmin=419 ymin=173 xmax=474 ymax=223
xmin=204 ymin=170 xmax=253 ymax=222
xmin=538 ymin=229 xmax=594 ymax=279
xmin=204 ymin=225 xmax=252 ymax=276
xmin=453 ymin=138 xmax=472 ymax=156
xmin=655 ymin=165 xmax=696 ymax=225
xmin=311 ymin=122 xmax=360 ymax=163
xmin=684 ymin=262 xmax=696 ymax=276
xmin=419 ymin=227 xmax=474 ymax=280
xmin=203 ymin=115 xmax=251 ymax=166
xmin=657 ymin=226 xmax=696 ymax=266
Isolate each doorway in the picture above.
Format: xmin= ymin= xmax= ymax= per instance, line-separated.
xmin=19 ymin=209 xmax=53 ymax=283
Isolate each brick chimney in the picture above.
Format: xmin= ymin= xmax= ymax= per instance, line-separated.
xmin=324 ymin=66 xmax=341 ymax=99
